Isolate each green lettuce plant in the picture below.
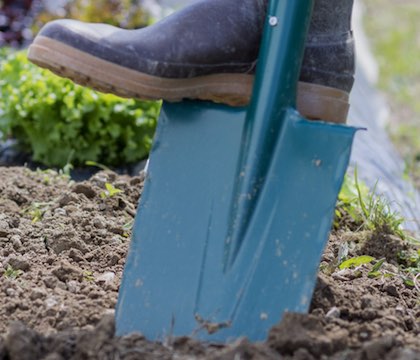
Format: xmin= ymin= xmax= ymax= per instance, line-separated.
xmin=34 ymin=0 xmax=153 ymax=35
xmin=0 ymin=50 xmax=159 ymax=167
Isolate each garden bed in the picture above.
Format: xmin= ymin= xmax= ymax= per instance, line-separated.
xmin=0 ymin=167 xmax=418 ymax=359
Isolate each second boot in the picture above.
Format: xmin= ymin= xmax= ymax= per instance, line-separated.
xmin=28 ymin=0 xmax=355 ymax=123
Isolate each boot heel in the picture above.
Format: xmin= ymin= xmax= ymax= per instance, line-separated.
xmin=297 ymin=82 xmax=350 ymax=124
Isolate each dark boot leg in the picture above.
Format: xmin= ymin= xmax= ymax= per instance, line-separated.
xmin=301 ymin=0 xmax=355 ymax=92
xmin=298 ymin=0 xmax=355 ymax=122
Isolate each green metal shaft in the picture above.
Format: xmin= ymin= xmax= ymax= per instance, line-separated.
xmin=226 ymin=0 xmax=315 ymax=267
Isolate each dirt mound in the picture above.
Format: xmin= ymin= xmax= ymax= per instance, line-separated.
xmin=0 ymin=167 xmax=419 ymax=359
xmin=0 ymin=167 xmax=141 ymax=334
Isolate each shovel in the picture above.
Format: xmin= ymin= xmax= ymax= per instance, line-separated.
xmin=116 ymin=0 xmax=358 ymax=342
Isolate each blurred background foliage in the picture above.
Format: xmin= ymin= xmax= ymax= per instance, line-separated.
xmin=0 ymin=0 xmax=34 ymax=46
xmin=0 ymin=0 xmax=159 ymax=170
xmin=364 ymin=0 xmax=420 ymax=188
xmin=0 ymin=49 xmax=160 ymax=168
xmin=34 ymin=0 xmax=153 ymax=31
xmin=0 ymin=0 xmax=153 ymax=48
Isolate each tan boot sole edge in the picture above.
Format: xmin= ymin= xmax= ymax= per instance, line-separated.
xmin=28 ymin=36 xmax=349 ymax=123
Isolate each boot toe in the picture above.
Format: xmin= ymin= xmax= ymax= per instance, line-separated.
xmin=37 ymin=19 xmax=119 ymax=48
xmin=32 ymin=0 xmax=261 ymax=79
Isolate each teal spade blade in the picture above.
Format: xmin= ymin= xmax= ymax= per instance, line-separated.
xmin=116 ymin=0 xmax=359 ymax=341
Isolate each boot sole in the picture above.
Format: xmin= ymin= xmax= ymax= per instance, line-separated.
xmin=28 ymin=36 xmax=349 ymax=123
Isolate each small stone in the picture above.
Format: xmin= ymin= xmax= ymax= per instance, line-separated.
xmin=0 ymin=220 xmax=10 ymax=237
xmin=57 ymin=192 xmax=79 ymax=207
xmin=18 ymin=302 xmax=29 ymax=311
xmin=52 ymin=261 xmax=82 ymax=282
xmin=45 ymin=257 xmax=55 ymax=265
xmin=54 ymin=208 xmax=67 ymax=217
xmin=57 ymin=308 xmax=68 ymax=321
xmin=360 ymin=295 xmax=375 ymax=309
xmin=93 ymin=217 xmax=106 ymax=229
xmin=68 ymin=248 xmax=84 ymax=262
xmin=108 ymin=236 xmax=123 ymax=245
xmin=362 ymin=336 xmax=396 ymax=360
xmin=96 ymin=229 xmax=107 ymax=237
xmin=43 ymin=276 xmax=58 ymax=289
xmin=103 ymin=283 xmax=118 ymax=292
xmin=72 ymin=183 xmax=97 ymax=199
xmin=130 ymin=176 xmax=143 ymax=186
xmin=56 ymin=281 xmax=67 ymax=290
xmin=311 ymin=308 xmax=325 ymax=317
xmin=43 ymin=210 xmax=53 ymax=219
xmin=8 ymin=256 xmax=30 ymax=272
xmin=103 ymin=308 xmax=115 ymax=317
xmin=82 ymin=325 xmax=95 ymax=332
xmin=46 ymin=316 xmax=56 ymax=327
xmin=45 ymin=297 xmax=58 ymax=309
xmin=10 ymin=235 xmax=23 ymax=250
xmin=5 ymin=302 xmax=17 ymax=314
xmin=33 ymin=299 xmax=43 ymax=307
xmin=67 ymin=280 xmax=80 ymax=294
xmin=83 ymin=225 xmax=92 ymax=232
xmin=96 ymin=272 xmax=115 ymax=284
xmin=326 ymin=307 xmax=341 ymax=318
xmin=91 ymin=173 xmax=109 ymax=186
xmin=107 ymin=254 xmax=120 ymax=266
xmin=88 ymin=291 xmax=103 ymax=300
xmin=332 ymin=269 xmax=353 ymax=281
xmin=384 ymin=284 xmax=399 ymax=297
xmin=30 ymin=288 xmax=46 ymax=301
xmin=98 ymin=203 xmax=106 ymax=211
xmin=46 ymin=307 xmax=58 ymax=317
xmin=47 ymin=232 xmax=88 ymax=255
xmin=395 ymin=305 xmax=405 ymax=315
xmin=65 ymin=205 xmax=78 ymax=214
xmin=359 ymin=332 xmax=370 ymax=341
xmin=84 ymin=252 xmax=95 ymax=261
xmin=6 ymin=288 xmax=16 ymax=297
xmin=43 ymin=353 xmax=64 ymax=360
xmin=361 ymin=309 xmax=378 ymax=321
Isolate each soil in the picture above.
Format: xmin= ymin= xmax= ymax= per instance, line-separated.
xmin=0 ymin=166 xmax=419 ymax=360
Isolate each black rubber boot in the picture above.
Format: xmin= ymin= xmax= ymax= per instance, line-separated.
xmin=28 ymin=0 xmax=354 ymax=123
xmin=298 ymin=0 xmax=355 ymax=122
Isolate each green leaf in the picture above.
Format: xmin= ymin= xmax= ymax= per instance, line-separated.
xmin=403 ymin=278 xmax=415 ymax=287
xmin=339 ymin=255 xmax=375 ymax=270
xmin=367 ymin=257 xmax=390 ymax=277
xmin=371 ymin=258 xmax=386 ymax=272
xmin=85 ymin=161 xmax=110 ymax=171
xmin=101 ymin=183 xmax=123 ymax=199
xmin=368 ymin=271 xmax=382 ymax=278
xmin=0 ymin=49 xmax=160 ymax=167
